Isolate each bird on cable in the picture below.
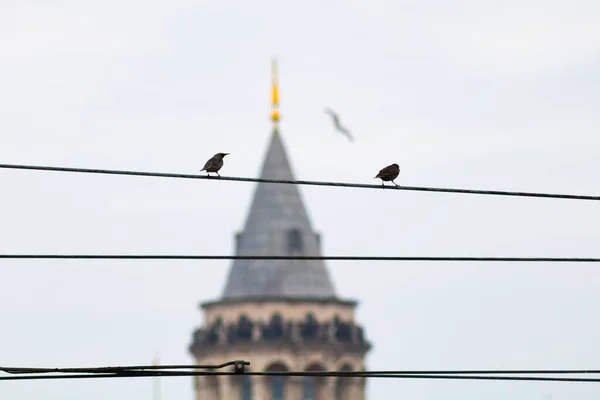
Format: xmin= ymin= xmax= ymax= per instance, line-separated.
xmin=324 ymin=107 xmax=354 ymax=142
xmin=200 ymin=152 xmax=229 ymax=177
xmin=374 ymin=163 xmax=400 ymax=187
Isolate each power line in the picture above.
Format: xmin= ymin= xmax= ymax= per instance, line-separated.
xmin=5 ymin=363 xmax=600 ymax=376
xmin=1 ymin=361 xmax=246 ymax=374
xmin=2 ymin=164 xmax=598 ymax=389
xmin=3 ymin=371 xmax=600 ymax=383
xmin=1 ymin=163 xmax=598 ymax=201
xmin=0 ymin=254 xmax=598 ymax=262
xmin=0 ymin=247 xmax=591 ymax=304
xmin=5 ymin=362 xmax=600 ymax=383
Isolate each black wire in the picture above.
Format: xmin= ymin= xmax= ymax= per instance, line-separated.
xmin=1 ymin=255 xmax=599 ymax=262
xmin=1 ymin=361 xmax=247 ymax=374
xmin=271 ymin=369 xmax=600 ymax=375
xmin=4 ymin=365 xmax=600 ymax=376
xmin=3 ymin=371 xmax=600 ymax=383
xmin=1 ymin=162 xmax=598 ymax=387
xmin=1 ymin=163 xmax=598 ymax=201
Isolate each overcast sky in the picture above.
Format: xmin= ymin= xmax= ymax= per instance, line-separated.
xmin=1 ymin=0 xmax=600 ymax=399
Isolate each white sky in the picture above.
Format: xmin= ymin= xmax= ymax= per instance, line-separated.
xmin=1 ymin=0 xmax=599 ymax=399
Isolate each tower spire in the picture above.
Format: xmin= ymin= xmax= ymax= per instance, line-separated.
xmin=270 ymin=58 xmax=280 ymax=129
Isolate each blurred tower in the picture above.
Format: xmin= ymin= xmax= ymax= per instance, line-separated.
xmin=189 ymin=60 xmax=372 ymax=400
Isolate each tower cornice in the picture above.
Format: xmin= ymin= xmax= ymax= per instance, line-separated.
xmin=201 ymin=296 xmax=357 ymax=309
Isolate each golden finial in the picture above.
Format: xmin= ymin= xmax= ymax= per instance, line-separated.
xmin=271 ymin=58 xmax=280 ymax=127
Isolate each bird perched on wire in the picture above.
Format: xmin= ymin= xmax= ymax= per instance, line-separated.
xmin=200 ymin=152 xmax=229 ymax=177
xmin=374 ymin=163 xmax=400 ymax=187
xmin=324 ymin=107 xmax=354 ymax=142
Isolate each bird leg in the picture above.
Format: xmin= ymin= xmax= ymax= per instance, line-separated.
xmin=392 ymin=180 xmax=398 ymax=186
xmin=216 ymin=172 xmax=221 ymax=177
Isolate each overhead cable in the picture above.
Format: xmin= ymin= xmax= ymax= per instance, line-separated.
xmin=1 ymin=163 xmax=598 ymax=201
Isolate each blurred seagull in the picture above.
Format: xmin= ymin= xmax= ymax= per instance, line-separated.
xmin=325 ymin=107 xmax=354 ymax=142
xmin=200 ymin=152 xmax=229 ymax=177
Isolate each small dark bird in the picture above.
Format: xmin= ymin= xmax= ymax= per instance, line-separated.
xmin=374 ymin=163 xmax=400 ymax=187
xmin=324 ymin=107 xmax=354 ymax=142
xmin=200 ymin=152 xmax=229 ymax=177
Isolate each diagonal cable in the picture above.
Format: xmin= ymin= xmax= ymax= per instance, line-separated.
xmin=1 ymin=163 xmax=598 ymax=201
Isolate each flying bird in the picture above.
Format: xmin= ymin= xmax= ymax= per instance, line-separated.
xmin=200 ymin=152 xmax=229 ymax=177
xmin=324 ymin=107 xmax=354 ymax=142
xmin=374 ymin=163 xmax=400 ymax=187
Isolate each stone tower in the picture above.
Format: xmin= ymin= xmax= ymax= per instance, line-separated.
xmin=188 ymin=60 xmax=371 ymax=400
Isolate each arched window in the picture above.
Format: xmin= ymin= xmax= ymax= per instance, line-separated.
xmin=266 ymin=363 xmax=289 ymax=400
xmin=335 ymin=364 xmax=353 ymax=400
xmin=301 ymin=313 xmax=318 ymax=339
xmin=272 ymin=376 xmax=285 ymax=400
xmin=241 ymin=375 xmax=252 ymax=400
xmin=303 ymin=376 xmax=316 ymax=400
xmin=334 ymin=318 xmax=351 ymax=342
xmin=335 ymin=381 xmax=344 ymax=400
xmin=207 ymin=324 xmax=220 ymax=343
xmin=237 ymin=315 xmax=253 ymax=341
xmin=304 ymin=362 xmax=326 ymax=400
xmin=287 ymin=228 xmax=303 ymax=253
xmin=271 ymin=313 xmax=284 ymax=338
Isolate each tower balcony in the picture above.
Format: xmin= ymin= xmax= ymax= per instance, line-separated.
xmin=189 ymin=314 xmax=371 ymax=357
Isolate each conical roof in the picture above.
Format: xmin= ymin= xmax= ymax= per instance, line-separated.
xmin=221 ymin=129 xmax=337 ymax=299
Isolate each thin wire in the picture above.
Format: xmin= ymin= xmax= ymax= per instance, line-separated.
xmin=1 ymin=163 xmax=598 ymax=201
xmin=3 ymin=371 xmax=600 ymax=383
xmin=1 ymin=361 xmax=247 ymax=374
xmin=4 ymin=364 xmax=600 ymax=375
xmin=0 ymin=255 xmax=599 ymax=262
